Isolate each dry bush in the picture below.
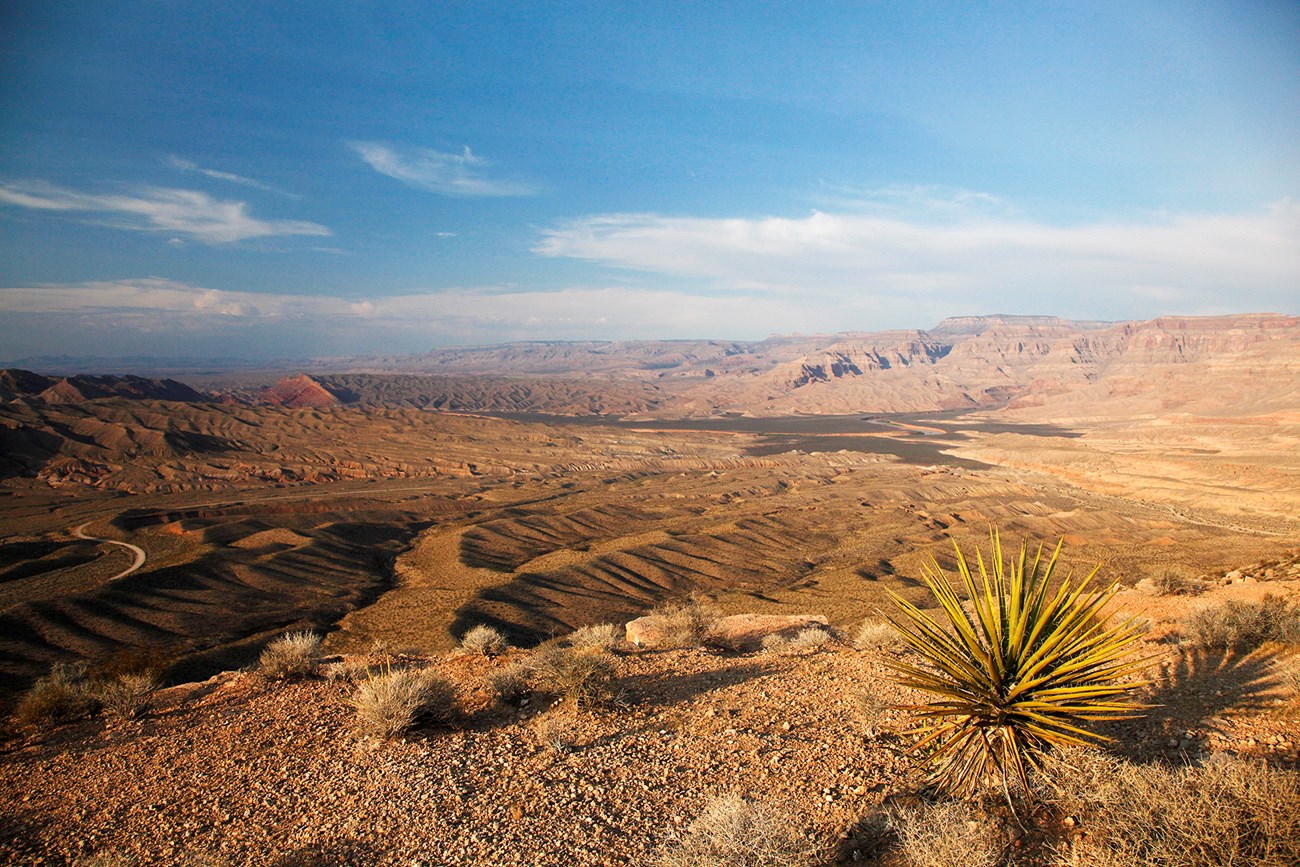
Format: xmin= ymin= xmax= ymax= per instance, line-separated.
xmin=1183 ymin=596 xmax=1300 ymax=650
xmin=568 ymin=622 xmax=621 ymax=650
xmin=887 ymin=799 xmax=1004 ymax=867
xmin=1149 ymin=569 xmax=1205 ymax=597
xmin=351 ymin=666 xmax=456 ymax=738
xmin=257 ymin=631 xmax=321 ymax=680
xmin=14 ymin=662 xmax=96 ymax=732
xmin=460 ymin=624 xmax=509 ymax=657
xmin=646 ymin=595 xmax=722 ymax=649
xmin=1040 ymin=749 xmax=1300 ymax=867
xmin=1277 ymin=656 xmax=1300 ymax=694
xmin=94 ymin=672 xmax=158 ymax=720
xmin=855 ymin=619 xmax=904 ymax=652
xmin=532 ymin=712 xmax=576 ymax=754
xmin=529 ymin=645 xmax=617 ymax=709
xmin=486 ymin=661 xmax=531 ymax=703
xmin=787 ymin=627 xmax=831 ymax=651
xmin=656 ymin=794 xmax=816 ymax=867
xmin=760 ymin=633 xmax=789 ymax=653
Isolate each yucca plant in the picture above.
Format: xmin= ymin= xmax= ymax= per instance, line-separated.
xmin=885 ymin=530 xmax=1151 ymax=799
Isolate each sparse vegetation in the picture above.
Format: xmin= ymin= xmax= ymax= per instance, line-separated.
xmin=460 ymin=624 xmax=510 ymax=657
xmin=760 ymin=633 xmax=789 ymax=653
xmin=351 ymin=666 xmax=456 ymax=738
xmin=886 ymin=798 xmax=1004 ymax=867
xmin=257 ymin=631 xmax=322 ymax=680
xmin=885 ymin=531 xmax=1150 ymax=797
xmin=14 ymin=662 xmax=96 ymax=732
xmin=1182 ymin=595 xmax=1300 ymax=650
xmin=787 ymin=626 xmax=830 ymax=651
xmin=486 ymin=661 xmax=531 ymax=703
xmin=1039 ymin=748 xmax=1300 ymax=867
xmin=568 ymin=622 xmax=621 ymax=650
xmin=532 ymin=712 xmax=576 ymax=754
xmin=855 ymin=619 xmax=904 ymax=652
xmin=655 ymin=794 xmax=815 ymax=867
xmin=642 ymin=595 xmax=721 ymax=649
xmin=93 ymin=672 xmax=158 ymax=720
xmin=529 ymin=645 xmax=617 ymax=709
xmin=1142 ymin=568 xmax=1206 ymax=597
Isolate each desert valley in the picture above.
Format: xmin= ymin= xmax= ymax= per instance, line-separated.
xmin=1 ymin=312 xmax=1298 ymax=865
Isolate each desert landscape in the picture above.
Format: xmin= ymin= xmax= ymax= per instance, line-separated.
xmin=1 ymin=313 xmax=1298 ymax=865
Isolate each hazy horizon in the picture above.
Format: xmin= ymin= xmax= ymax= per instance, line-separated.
xmin=2 ymin=3 xmax=1297 ymax=360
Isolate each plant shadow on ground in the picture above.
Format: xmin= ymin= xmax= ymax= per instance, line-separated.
xmin=1102 ymin=645 xmax=1280 ymax=763
xmin=617 ymin=660 xmax=781 ymax=709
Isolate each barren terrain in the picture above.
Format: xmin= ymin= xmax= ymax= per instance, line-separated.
xmin=1 ymin=313 xmax=1298 ymax=864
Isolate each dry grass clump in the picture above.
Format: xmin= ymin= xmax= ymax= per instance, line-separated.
xmin=760 ymin=633 xmax=789 ymax=653
xmin=787 ymin=626 xmax=831 ymax=651
xmin=529 ymin=645 xmax=617 ymax=709
xmin=257 ymin=631 xmax=321 ymax=680
xmin=886 ymin=799 xmax=1004 ymax=867
xmin=93 ymin=672 xmax=158 ymax=720
xmin=1039 ymin=749 xmax=1300 ymax=867
xmin=1182 ymin=595 xmax=1300 ymax=650
xmin=14 ymin=662 xmax=96 ymax=732
xmin=644 ymin=595 xmax=721 ymax=649
xmin=1276 ymin=656 xmax=1300 ymax=694
xmin=532 ymin=711 xmax=576 ymax=754
xmin=1139 ymin=568 xmax=1206 ymax=597
xmin=486 ymin=661 xmax=532 ymax=703
xmin=351 ymin=666 xmax=456 ymax=738
xmin=460 ymin=624 xmax=509 ymax=657
xmin=568 ymin=622 xmax=621 ymax=650
xmin=656 ymin=794 xmax=816 ymax=867
xmin=855 ymin=619 xmax=904 ymax=652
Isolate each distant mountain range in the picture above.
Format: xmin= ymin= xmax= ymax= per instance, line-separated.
xmin=4 ymin=313 xmax=1298 ymax=418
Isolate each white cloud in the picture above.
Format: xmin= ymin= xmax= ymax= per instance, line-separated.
xmin=166 ymin=156 xmax=297 ymax=197
xmin=350 ymin=141 xmax=537 ymax=197
xmin=0 ymin=180 xmax=329 ymax=244
xmin=535 ymin=199 xmax=1300 ymax=319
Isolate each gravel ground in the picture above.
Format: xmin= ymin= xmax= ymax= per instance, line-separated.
xmin=3 ymin=631 xmax=1297 ymax=866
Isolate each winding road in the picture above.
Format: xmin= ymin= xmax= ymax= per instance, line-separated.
xmin=73 ymin=521 xmax=147 ymax=581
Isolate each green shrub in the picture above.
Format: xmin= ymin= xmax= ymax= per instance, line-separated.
xmin=885 ymin=531 xmax=1150 ymax=796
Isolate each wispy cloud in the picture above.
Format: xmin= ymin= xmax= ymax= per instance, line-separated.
xmin=0 ymin=279 xmax=802 ymax=359
xmin=535 ymin=198 xmax=1300 ymax=319
xmin=166 ymin=156 xmax=298 ymax=198
xmin=0 ymin=180 xmax=329 ymax=244
xmin=350 ymin=141 xmax=537 ymax=197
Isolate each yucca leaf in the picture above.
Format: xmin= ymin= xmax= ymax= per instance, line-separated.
xmin=883 ymin=530 xmax=1150 ymax=798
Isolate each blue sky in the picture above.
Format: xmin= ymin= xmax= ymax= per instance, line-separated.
xmin=1 ymin=1 xmax=1297 ymax=360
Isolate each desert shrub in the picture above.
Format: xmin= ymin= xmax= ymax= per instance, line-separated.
xmin=529 ymin=645 xmax=617 ymax=709
xmin=886 ymin=799 xmax=1004 ymax=867
xmin=885 ymin=531 xmax=1149 ymax=796
xmin=568 ymin=622 xmax=621 ymax=650
xmin=788 ymin=626 xmax=831 ymax=651
xmin=257 ymin=631 xmax=321 ymax=680
xmin=460 ymin=624 xmax=509 ymax=657
xmin=486 ymin=661 xmax=531 ymax=703
xmin=1148 ymin=569 xmax=1205 ymax=597
xmin=760 ymin=633 xmax=789 ymax=653
xmin=1277 ymin=656 xmax=1300 ymax=694
xmin=532 ymin=711 xmax=576 ymax=754
xmin=855 ymin=619 xmax=905 ymax=652
xmin=14 ymin=662 xmax=96 ymax=731
xmin=656 ymin=794 xmax=815 ymax=867
xmin=642 ymin=595 xmax=722 ymax=649
xmin=94 ymin=672 xmax=158 ymax=720
xmin=1039 ymin=748 xmax=1300 ymax=867
xmin=352 ymin=666 xmax=456 ymax=738
xmin=1183 ymin=596 xmax=1300 ymax=650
